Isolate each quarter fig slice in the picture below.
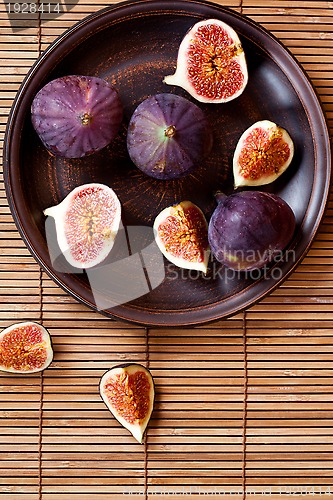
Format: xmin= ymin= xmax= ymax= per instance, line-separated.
xmin=0 ymin=322 xmax=53 ymax=374
xmin=127 ymin=93 xmax=212 ymax=180
xmin=100 ymin=364 xmax=155 ymax=444
xmin=233 ymin=120 xmax=294 ymax=187
xmin=44 ymin=183 xmax=121 ymax=269
xmin=31 ymin=75 xmax=123 ymax=158
xmin=164 ymin=18 xmax=248 ymax=103
xmin=153 ymin=200 xmax=210 ymax=273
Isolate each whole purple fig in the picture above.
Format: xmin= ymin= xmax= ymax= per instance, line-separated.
xmin=126 ymin=93 xmax=212 ymax=180
xmin=31 ymin=75 xmax=123 ymax=158
xmin=208 ymin=191 xmax=296 ymax=271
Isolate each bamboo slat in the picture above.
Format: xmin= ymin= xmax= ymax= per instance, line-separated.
xmin=1 ymin=0 xmax=333 ymax=498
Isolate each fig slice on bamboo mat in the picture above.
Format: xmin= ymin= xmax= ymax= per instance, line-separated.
xmin=100 ymin=363 xmax=155 ymax=443
xmin=0 ymin=322 xmax=53 ymax=373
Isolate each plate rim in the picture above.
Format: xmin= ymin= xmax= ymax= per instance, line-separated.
xmin=4 ymin=0 xmax=332 ymax=327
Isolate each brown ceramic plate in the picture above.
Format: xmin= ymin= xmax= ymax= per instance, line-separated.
xmin=4 ymin=0 xmax=331 ymax=326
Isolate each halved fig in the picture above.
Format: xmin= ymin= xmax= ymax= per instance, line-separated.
xmin=0 ymin=322 xmax=53 ymax=373
xmin=127 ymin=93 xmax=212 ymax=180
xmin=31 ymin=75 xmax=123 ymax=158
xmin=164 ymin=19 xmax=248 ymax=103
xmin=153 ymin=200 xmax=210 ymax=273
xmin=233 ymin=120 xmax=294 ymax=187
xmin=44 ymin=183 xmax=121 ymax=269
xmin=100 ymin=364 xmax=155 ymax=443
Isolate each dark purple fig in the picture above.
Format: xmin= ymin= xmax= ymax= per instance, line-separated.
xmin=126 ymin=93 xmax=212 ymax=180
xmin=31 ymin=75 xmax=123 ymax=158
xmin=208 ymin=191 xmax=296 ymax=271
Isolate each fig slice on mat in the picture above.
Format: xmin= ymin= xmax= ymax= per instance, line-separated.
xmin=44 ymin=183 xmax=121 ymax=269
xmin=0 ymin=322 xmax=53 ymax=374
xmin=100 ymin=364 xmax=155 ymax=443
xmin=153 ymin=200 xmax=210 ymax=273
xmin=164 ymin=18 xmax=248 ymax=103
xmin=233 ymin=120 xmax=294 ymax=187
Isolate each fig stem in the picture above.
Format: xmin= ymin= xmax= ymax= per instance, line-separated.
xmin=81 ymin=112 xmax=92 ymax=126
xmin=214 ymin=191 xmax=227 ymax=204
xmin=164 ymin=125 xmax=176 ymax=138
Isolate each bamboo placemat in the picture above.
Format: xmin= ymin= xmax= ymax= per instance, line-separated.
xmin=1 ymin=0 xmax=333 ymax=498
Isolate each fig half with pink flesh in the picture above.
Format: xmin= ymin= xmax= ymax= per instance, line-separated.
xmin=0 ymin=322 xmax=53 ymax=373
xmin=44 ymin=183 xmax=121 ymax=269
xmin=154 ymin=200 xmax=210 ymax=273
xmin=164 ymin=19 xmax=248 ymax=103
xmin=100 ymin=364 xmax=155 ymax=444
xmin=233 ymin=120 xmax=294 ymax=187
xmin=31 ymin=75 xmax=123 ymax=158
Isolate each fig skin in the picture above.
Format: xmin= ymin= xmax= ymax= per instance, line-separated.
xmin=164 ymin=19 xmax=248 ymax=104
xmin=126 ymin=93 xmax=212 ymax=180
xmin=233 ymin=120 xmax=294 ymax=188
xmin=31 ymin=75 xmax=123 ymax=158
xmin=100 ymin=363 xmax=155 ymax=443
xmin=44 ymin=183 xmax=121 ymax=269
xmin=154 ymin=200 xmax=210 ymax=273
xmin=0 ymin=322 xmax=53 ymax=374
xmin=208 ymin=191 xmax=296 ymax=271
